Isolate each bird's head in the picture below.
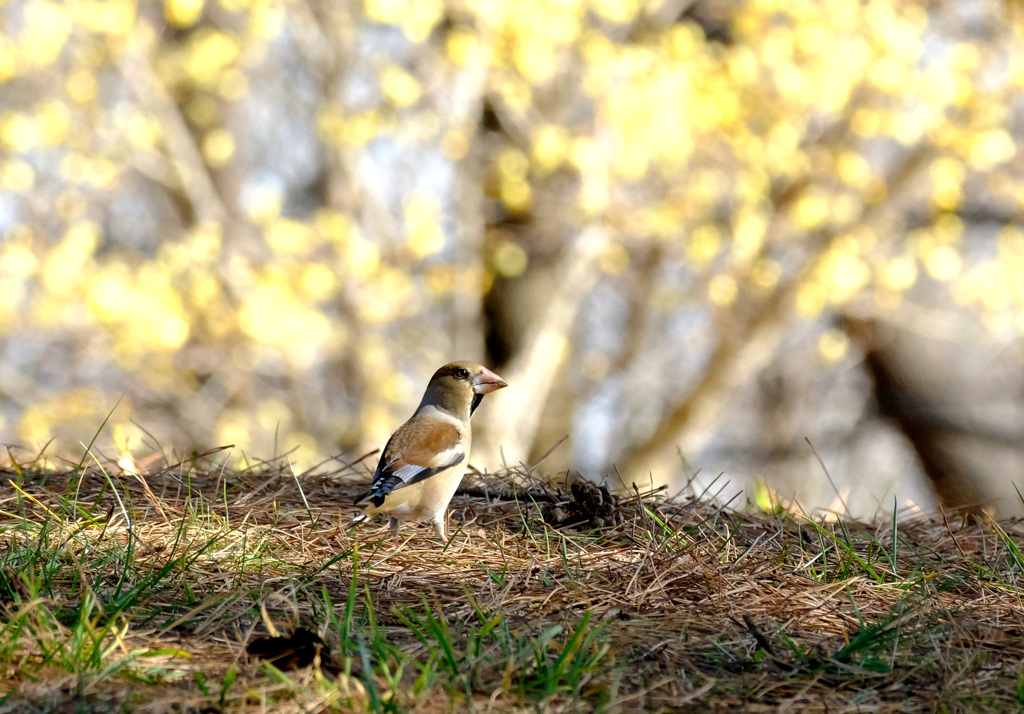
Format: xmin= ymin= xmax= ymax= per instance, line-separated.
xmin=421 ymin=361 xmax=508 ymax=417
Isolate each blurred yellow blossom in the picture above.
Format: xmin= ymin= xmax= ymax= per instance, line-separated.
xmin=201 ymin=128 xmax=236 ymax=167
xmin=266 ymin=218 xmax=314 ymax=255
xmin=709 ymin=274 xmax=738 ymax=306
xmin=238 ymin=277 xmax=332 ymax=349
xmin=380 ymin=65 xmax=422 ymax=108
xmin=405 ymin=193 xmax=445 ymax=257
xmin=166 ymin=0 xmax=205 ymax=28
xmin=817 ymin=328 xmax=849 ymax=364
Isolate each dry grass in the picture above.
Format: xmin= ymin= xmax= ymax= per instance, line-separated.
xmin=0 ymin=446 xmax=1023 ymax=713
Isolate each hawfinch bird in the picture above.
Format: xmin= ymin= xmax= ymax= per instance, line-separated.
xmin=354 ymin=361 xmax=507 ymax=539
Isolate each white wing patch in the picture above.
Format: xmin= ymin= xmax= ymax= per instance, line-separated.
xmin=426 ymin=443 xmax=465 ymax=470
xmin=391 ymin=442 xmax=464 ymax=485
xmin=391 ymin=463 xmax=429 ymax=483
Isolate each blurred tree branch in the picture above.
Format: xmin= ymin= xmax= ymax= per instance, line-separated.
xmin=476 ymin=226 xmax=610 ymax=466
xmin=121 ymin=20 xmax=228 ymax=224
xmin=623 ymin=145 xmax=934 ymax=483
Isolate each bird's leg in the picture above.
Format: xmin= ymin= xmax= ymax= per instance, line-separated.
xmin=389 ymin=516 xmax=401 ymax=536
xmin=431 ymin=514 xmax=447 ymax=540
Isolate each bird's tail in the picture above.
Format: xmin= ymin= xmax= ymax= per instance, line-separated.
xmin=351 ymin=498 xmax=382 ymax=523
xmin=353 ymin=476 xmax=402 ymax=508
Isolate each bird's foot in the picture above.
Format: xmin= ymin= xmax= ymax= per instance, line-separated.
xmin=431 ymin=519 xmax=447 ymax=540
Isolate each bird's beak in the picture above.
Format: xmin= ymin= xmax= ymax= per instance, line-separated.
xmin=472 ymin=367 xmax=508 ymax=394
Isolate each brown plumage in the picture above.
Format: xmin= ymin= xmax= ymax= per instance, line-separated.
xmin=354 ymin=361 xmax=507 ymax=538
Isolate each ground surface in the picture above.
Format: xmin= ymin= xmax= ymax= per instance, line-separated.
xmin=1 ymin=449 xmax=1023 ymax=712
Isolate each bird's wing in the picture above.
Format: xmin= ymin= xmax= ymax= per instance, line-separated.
xmin=354 ymin=418 xmax=465 ymax=506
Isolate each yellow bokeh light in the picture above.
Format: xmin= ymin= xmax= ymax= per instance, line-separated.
xmin=19 ymin=405 xmax=54 ymax=447
xmin=495 ymin=74 xmax=532 ymax=114
xmin=424 ymin=264 xmax=455 ymax=294
xmin=569 ymin=136 xmax=602 ymax=172
xmin=924 ymin=245 xmax=961 ymax=281
xmin=380 ymin=65 xmax=422 ymax=108
xmin=244 ymin=184 xmax=283 ymax=225
xmin=345 ymin=234 xmax=380 ymax=277
xmin=822 ymin=252 xmax=870 ymax=303
xmin=66 ymin=69 xmax=98 ymax=104
xmin=201 ymin=128 xmax=235 ymax=167
xmin=266 ymin=218 xmax=314 ymax=254
xmin=112 ymin=422 xmax=147 ymax=455
xmin=238 ymin=280 xmax=332 ymax=349
xmin=75 ymin=0 xmax=136 ymax=36
xmin=835 ymin=152 xmax=872 ymax=189
xmin=709 ymin=273 xmax=738 ymax=306
xmin=817 ymin=328 xmax=849 ymax=364
xmin=358 ymin=267 xmax=412 ymax=323
xmin=967 ymin=129 xmax=1016 ymax=171
xmin=404 ymin=192 xmax=445 ymax=257
xmin=0 ymin=39 xmax=16 ymax=84
xmin=21 ymin=1 xmax=73 ymax=67
xmin=87 ymin=264 xmax=192 ymax=352
xmin=447 ymin=29 xmax=488 ymax=67
xmin=850 ymin=108 xmax=882 ymax=138
xmin=1 ymin=160 xmax=35 ymax=192
xmin=0 ymin=242 xmax=39 ymax=277
xmin=85 ymin=157 xmax=119 ymax=189
xmin=149 ymin=311 xmax=191 ymax=350
xmin=492 ymin=240 xmax=528 ymax=278
xmin=217 ymin=411 xmax=253 ymax=454
xmin=87 ymin=271 xmax=128 ymax=318
xmin=324 ymin=92 xmax=356 ymax=135
xmin=750 ymin=258 xmax=781 ymax=292
xmin=165 ymin=0 xmax=205 ymax=28
xmin=186 ymin=30 xmax=240 ymax=86
xmin=513 ymin=38 xmax=556 ymax=85
xmin=36 ymin=100 xmax=69 ymax=145
xmin=218 ymin=68 xmax=249 ymax=101
xmin=126 ymin=112 xmax=162 ymax=149
xmin=0 ymin=113 xmax=40 ymax=152
xmin=314 ymin=209 xmax=354 ymax=244
xmin=732 ymin=209 xmax=767 ymax=261
xmin=931 ymin=183 xmax=962 ymax=211
xmin=361 ymin=402 xmax=394 ymax=446
xmin=795 ymin=280 xmax=826 ymax=317
xmin=933 ymin=212 xmax=963 ymax=243
xmin=997 ymin=226 xmax=1024 ymax=256
xmin=590 ymin=0 xmax=637 ymax=24
xmin=365 ymin=0 xmax=443 ymax=42
xmin=791 ymin=190 xmax=830 ymax=230
xmin=929 ymin=155 xmax=964 ymax=188
xmin=301 ymin=263 xmax=336 ymax=299
xmin=599 ymin=243 xmax=630 ymax=275
xmin=500 ymin=179 xmax=532 ymax=213
xmin=498 ymin=147 xmax=530 ymax=179
xmin=978 ymin=272 xmax=1010 ymax=313
xmin=868 ymin=55 xmax=908 ymax=93
xmin=880 ymin=255 xmax=917 ymax=292
xmin=256 ymin=398 xmax=292 ymax=432
xmin=688 ymin=224 xmax=721 ymax=266
xmin=340 ymin=111 xmax=382 ymax=148
xmin=190 ymin=220 xmax=223 ymax=261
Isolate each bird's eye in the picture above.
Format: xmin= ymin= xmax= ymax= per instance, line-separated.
xmin=455 ymin=368 xmax=470 ymax=380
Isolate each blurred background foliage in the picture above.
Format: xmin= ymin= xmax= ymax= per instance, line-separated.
xmin=1 ymin=0 xmax=1023 ymax=516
